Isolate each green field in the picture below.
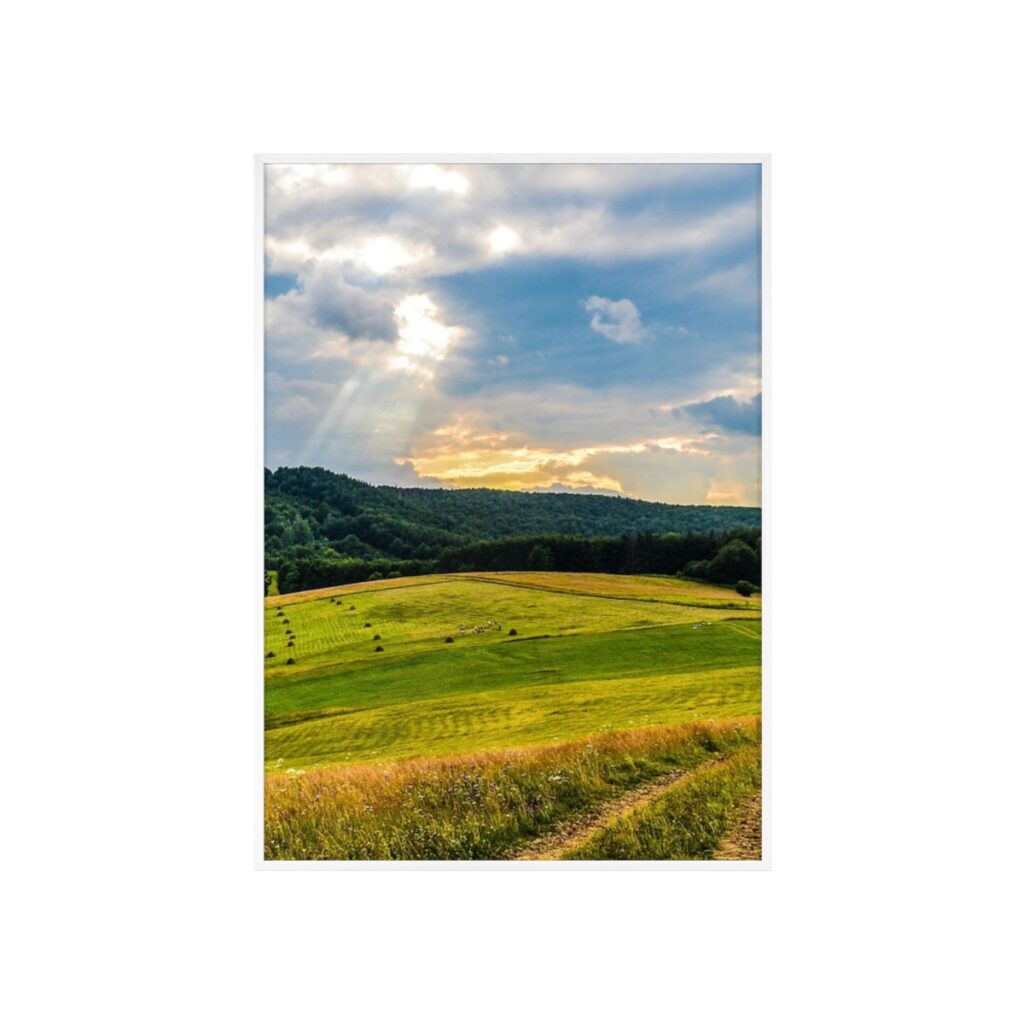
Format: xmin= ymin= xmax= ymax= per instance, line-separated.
xmin=263 ymin=571 xmax=762 ymax=860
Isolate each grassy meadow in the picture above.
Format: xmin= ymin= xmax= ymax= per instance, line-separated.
xmin=263 ymin=571 xmax=762 ymax=861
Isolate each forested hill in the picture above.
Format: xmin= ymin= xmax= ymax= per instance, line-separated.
xmin=265 ymin=465 xmax=761 ymax=564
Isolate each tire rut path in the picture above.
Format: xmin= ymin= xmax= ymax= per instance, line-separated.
xmin=713 ymin=789 xmax=762 ymax=861
xmin=511 ymin=763 xmax=714 ymax=861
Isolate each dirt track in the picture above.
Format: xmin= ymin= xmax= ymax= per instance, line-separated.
xmin=713 ymin=790 xmax=762 ymax=861
xmin=511 ymin=762 xmax=761 ymax=862
xmin=512 ymin=768 xmax=693 ymax=861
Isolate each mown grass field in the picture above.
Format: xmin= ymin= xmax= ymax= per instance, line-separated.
xmin=263 ymin=571 xmax=762 ymax=860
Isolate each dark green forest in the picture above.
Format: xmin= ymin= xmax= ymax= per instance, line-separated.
xmin=266 ymin=466 xmax=761 ymax=593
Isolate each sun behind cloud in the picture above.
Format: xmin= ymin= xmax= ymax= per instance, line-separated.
xmin=390 ymin=295 xmax=463 ymax=377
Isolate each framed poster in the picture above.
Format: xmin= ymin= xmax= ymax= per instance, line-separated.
xmin=258 ymin=156 xmax=768 ymax=866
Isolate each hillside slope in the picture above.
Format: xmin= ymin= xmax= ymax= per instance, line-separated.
xmin=265 ymin=465 xmax=761 ymax=564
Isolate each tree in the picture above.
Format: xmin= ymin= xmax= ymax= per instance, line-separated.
xmin=527 ymin=544 xmax=553 ymax=571
xmin=706 ymin=540 xmax=759 ymax=584
xmin=735 ymin=580 xmax=755 ymax=597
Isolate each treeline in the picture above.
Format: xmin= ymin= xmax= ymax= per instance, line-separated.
xmin=276 ymin=558 xmax=434 ymax=594
xmin=265 ymin=465 xmax=762 ymax=594
xmin=435 ymin=530 xmax=761 ymax=581
xmin=265 ymin=465 xmax=761 ymax=568
xmin=273 ymin=529 xmax=760 ymax=594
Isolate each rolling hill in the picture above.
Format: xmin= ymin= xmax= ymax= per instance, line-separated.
xmin=265 ymin=465 xmax=761 ymax=564
xmin=263 ymin=571 xmax=762 ymax=860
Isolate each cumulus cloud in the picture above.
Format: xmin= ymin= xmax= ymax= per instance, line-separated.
xmin=390 ymin=294 xmax=464 ymax=377
xmin=265 ymin=162 xmax=760 ymax=280
xmin=584 ymin=296 xmax=647 ymax=344
xmin=676 ymin=392 xmax=762 ymax=435
xmin=300 ymin=261 xmax=397 ymax=341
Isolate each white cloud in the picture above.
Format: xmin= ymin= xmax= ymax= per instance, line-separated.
xmin=295 ymin=261 xmax=398 ymax=341
xmin=488 ymin=225 xmax=519 ymax=254
xmin=406 ymin=164 xmax=470 ymax=195
xmin=351 ymin=236 xmax=421 ymax=275
xmin=265 ymin=163 xmax=759 ymax=280
xmin=390 ymin=294 xmax=463 ymax=377
xmin=584 ymin=295 xmax=647 ymax=344
xmin=266 ymin=164 xmax=351 ymax=193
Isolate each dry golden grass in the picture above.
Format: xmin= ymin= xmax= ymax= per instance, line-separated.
xmin=264 ymin=570 xmax=757 ymax=610
xmin=456 ymin=571 xmax=760 ymax=607
xmin=265 ymin=717 xmax=760 ymax=860
xmin=264 ymin=575 xmax=445 ymax=608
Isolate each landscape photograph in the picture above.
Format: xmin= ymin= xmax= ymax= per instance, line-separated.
xmin=262 ymin=160 xmax=764 ymax=862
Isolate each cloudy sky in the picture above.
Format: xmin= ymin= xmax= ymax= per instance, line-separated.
xmin=264 ymin=162 xmax=762 ymax=506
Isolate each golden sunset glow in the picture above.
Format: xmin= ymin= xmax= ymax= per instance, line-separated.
xmin=396 ymin=418 xmax=732 ymax=496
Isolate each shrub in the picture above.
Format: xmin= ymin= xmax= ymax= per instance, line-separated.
xmin=266 ymin=651 xmax=275 ymax=658
xmin=367 ymin=572 xmax=383 ymax=582
xmin=287 ymin=640 xmax=294 ymax=647
xmin=682 ymin=560 xmax=710 ymax=579
xmin=706 ymin=540 xmax=759 ymax=585
xmin=282 ymin=619 xmax=290 ymax=624
xmin=444 ymin=636 xmax=454 ymax=643
xmin=275 ymin=610 xmax=283 ymax=617
xmin=285 ymin=629 xmax=293 ymax=635
xmin=364 ymin=622 xmax=372 ymax=628
xmin=372 ymin=634 xmax=381 ymax=641
xmin=374 ymin=646 xmax=384 ymax=652
xmin=349 ymin=606 xmax=355 ymax=611
xmin=735 ymin=580 xmax=755 ymax=597
xmin=508 ymin=628 xmax=518 ymax=636
xmin=386 ymin=571 xmax=400 ymax=579
xmin=285 ymin=657 xmax=295 ymax=665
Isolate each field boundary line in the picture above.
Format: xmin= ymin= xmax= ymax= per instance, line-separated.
xmin=724 ymin=622 xmax=761 ymax=641
xmin=457 ymin=573 xmax=759 ymax=613
xmin=265 ymin=577 xmax=456 ymax=606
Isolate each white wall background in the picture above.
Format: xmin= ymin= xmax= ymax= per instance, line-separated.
xmin=3 ymin=2 xmax=1021 ymax=1021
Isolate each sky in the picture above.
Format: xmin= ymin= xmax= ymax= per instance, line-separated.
xmin=264 ymin=162 xmax=762 ymax=506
